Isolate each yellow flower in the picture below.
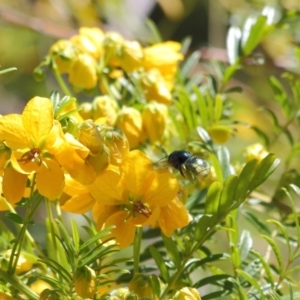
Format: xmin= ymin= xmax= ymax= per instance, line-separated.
xmin=93 ymin=95 xmax=118 ymax=126
xmin=173 ymin=287 xmax=201 ymax=300
xmin=244 ymin=143 xmax=269 ymax=162
xmin=0 ymin=97 xmax=65 ymax=203
xmin=68 ymin=53 xmax=98 ymax=90
xmin=78 ymin=102 xmax=93 ymax=120
xmin=129 ymin=274 xmax=153 ymax=298
xmin=60 ymin=175 xmax=96 ymax=214
xmin=142 ymin=101 xmax=168 ymax=143
xmin=142 ymin=70 xmax=173 ymax=105
xmin=0 ymin=250 xmax=33 ymax=275
xmin=119 ymin=41 xmax=144 ymax=73
xmin=144 ymin=41 xmax=183 ymax=87
xmin=90 ymin=150 xmax=190 ymax=248
xmin=78 ymin=27 xmax=104 ymax=58
xmin=116 ymin=107 xmax=146 ymax=149
xmin=49 ymin=39 xmax=78 ymax=74
xmin=207 ymin=124 xmax=234 ymax=144
xmin=103 ymin=31 xmax=124 ymax=67
xmin=74 ymin=266 xmax=97 ymax=299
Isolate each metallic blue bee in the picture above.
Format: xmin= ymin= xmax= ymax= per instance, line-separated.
xmin=168 ymin=151 xmax=210 ymax=182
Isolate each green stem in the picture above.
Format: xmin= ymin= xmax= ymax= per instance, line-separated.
xmin=133 ymin=227 xmax=143 ymax=275
xmin=0 ymin=269 xmax=39 ymax=300
xmin=52 ymin=64 xmax=73 ymax=96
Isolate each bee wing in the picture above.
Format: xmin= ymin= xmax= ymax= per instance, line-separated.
xmin=191 ymin=158 xmax=211 ymax=182
xmin=180 ymin=164 xmax=196 ymax=182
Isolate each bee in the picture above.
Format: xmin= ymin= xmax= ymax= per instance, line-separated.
xmin=168 ymin=150 xmax=210 ymax=182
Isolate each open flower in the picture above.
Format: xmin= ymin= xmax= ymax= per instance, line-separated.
xmin=0 ymin=97 xmax=66 ymax=203
xmin=89 ymin=150 xmax=191 ymax=248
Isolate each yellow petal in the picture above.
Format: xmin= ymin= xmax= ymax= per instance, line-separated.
xmin=3 ymin=163 xmax=28 ymax=204
xmin=88 ymin=169 xmax=123 ymax=205
xmin=0 ymin=196 xmax=10 ymax=211
xmin=0 ymin=114 xmax=29 ymax=149
xmin=158 ymin=198 xmax=191 ymax=237
xmin=92 ymin=202 xmax=119 ymax=229
xmin=61 ymin=193 xmax=96 ymax=214
xmin=143 ymin=169 xmax=179 ymax=206
xmin=22 ymin=97 xmax=54 ymax=145
xmin=11 ymin=150 xmax=40 ymax=174
xmin=36 ymin=159 xmax=64 ymax=200
xmin=121 ymin=150 xmax=153 ymax=196
xmin=63 ymin=174 xmax=89 ymax=196
xmin=105 ymin=211 xmax=136 ymax=249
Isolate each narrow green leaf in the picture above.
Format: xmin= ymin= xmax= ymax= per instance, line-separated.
xmin=284 ymin=185 xmax=300 ymax=242
xmin=149 ymin=274 xmax=161 ymax=299
xmin=218 ymin=175 xmax=238 ymax=215
xmin=214 ymin=94 xmax=223 ymax=121
xmin=267 ymin=219 xmax=291 ymax=258
xmin=169 ymin=108 xmax=185 ymax=141
xmin=0 ymin=67 xmax=17 ymax=75
xmin=243 ymin=211 xmax=271 ymax=235
xmin=217 ymin=146 xmax=232 ymax=181
xmin=71 ymin=219 xmax=80 ymax=254
xmin=205 ymin=181 xmax=222 ymax=216
xmin=194 ymin=274 xmax=231 ymax=288
xmin=235 ymin=159 xmax=258 ymax=200
xmin=202 ymin=290 xmax=231 ymax=300
xmin=145 ymin=19 xmax=162 ymax=43
xmin=261 ymin=234 xmax=283 ymax=274
xmin=194 ymin=215 xmax=214 ymax=241
xmin=149 ymin=246 xmax=170 ymax=282
xmin=226 ymin=26 xmax=242 ymax=65
xmin=206 ymin=91 xmax=214 ymax=122
xmin=161 ymin=235 xmax=181 ymax=269
xmin=194 ymin=87 xmax=208 ymax=127
xmin=249 ymin=153 xmax=280 ymax=190
xmin=5 ymin=212 xmax=23 ymax=224
xmin=251 ymin=249 xmax=274 ymax=287
xmin=222 ymin=64 xmax=241 ymax=86
xmin=56 ymin=220 xmax=75 ymax=259
xmin=181 ymin=51 xmax=201 ymax=78
xmin=242 ymin=15 xmax=267 ymax=56
xmin=251 ymin=126 xmax=270 ymax=146
xmin=209 ymin=153 xmax=223 ymax=183
xmin=269 ymin=76 xmax=291 ymax=117
xmin=283 ymin=128 xmax=294 ymax=146
xmin=236 ymin=269 xmax=265 ymax=298
xmin=260 ymin=107 xmax=281 ymax=132
xmin=239 ymin=230 xmax=252 ymax=261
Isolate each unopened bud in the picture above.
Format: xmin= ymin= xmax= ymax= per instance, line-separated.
xmin=129 ymin=274 xmax=153 ymax=299
xmin=74 ymin=266 xmax=97 ymax=299
xmin=173 ymin=287 xmax=201 ymax=300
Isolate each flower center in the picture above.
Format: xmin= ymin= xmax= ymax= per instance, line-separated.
xmin=133 ymin=201 xmax=152 ymax=218
xmin=18 ymin=148 xmax=42 ymax=165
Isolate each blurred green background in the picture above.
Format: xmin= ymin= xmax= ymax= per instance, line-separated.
xmin=1 ymin=0 xmax=299 ymax=114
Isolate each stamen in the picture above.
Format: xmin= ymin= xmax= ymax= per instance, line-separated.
xmin=18 ymin=148 xmax=42 ymax=165
xmin=133 ymin=201 xmax=152 ymax=218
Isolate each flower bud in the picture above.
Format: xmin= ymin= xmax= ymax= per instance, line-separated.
xmin=244 ymin=143 xmax=269 ymax=162
xmin=142 ymin=70 xmax=172 ymax=105
xmin=103 ymin=31 xmax=124 ymax=67
xmin=87 ymin=147 xmax=109 ymax=174
xmin=74 ymin=266 xmax=97 ymax=299
xmin=68 ymin=53 xmax=98 ymax=90
xmin=0 ymin=250 xmax=33 ymax=274
xmin=30 ymin=279 xmax=52 ymax=295
xmin=39 ymin=289 xmax=60 ymax=300
xmin=116 ymin=107 xmax=146 ymax=149
xmin=120 ymin=41 xmax=144 ymax=73
xmin=142 ymin=101 xmax=168 ymax=143
xmin=79 ymin=27 xmax=104 ymax=57
xmin=49 ymin=39 xmax=77 ymax=74
xmin=98 ymin=126 xmax=129 ymax=165
xmin=93 ymin=96 xmax=118 ymax=126
xmin=173 ymin=287 xmax=201 ymax=300
xmin=129 ymin=274 xmax=153 ymax=299
xmin=78 ymin=120 xmax=103 ymax=155
xmin=70 ymin=34 xmax=100 ymax=59
xmin=207 ymin=124 xmax=233 ymax=144
xmin=33 ymin=66 xmax=46 ymax=82
xmin=79 ymin=102 xmax=93 ymax=120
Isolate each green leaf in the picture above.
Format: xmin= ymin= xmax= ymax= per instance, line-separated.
xmin=194 ymin=215 xmax=214 ymax=241
xmin=71 ymin=219 xmax=80 ymax=254
xmin=181 ymin=51 xmax=201 ymax=78
xmin=217 ymin=146 xmax=232 ymax=181
xmin=226 ymin=26 xmax=242 ymax=65
xmin=5 ymin=212 xmax=23 ymax=224
xmin=242 ymin=15 xmax=267 ymax=56
xmin=243 ymin=211 xmax=271 ymax=235
xmin=222 ymin=64 xmax=241 ymax=86
xmin=149 ymin=246 xmax=170 ymax=282
xmin=249 ymin=153 xmax=280 ymax=190
xmin=194 ymin=87 xmax=208 ymax=127
xmin=267 ymin=219 xmax=291 ymax=258
xmin=218 ymin=175 xmax=238 ymax=215
xmin=239 ymin=230 xmax=252 ymax=261
xmin=269 ymin=76 xmax=291 ymax=117
xmin=251 ymin=126 xmax=270 ymax=146
xmin=205 ymin=181 xmax=222 ymax=216
xmin=194 ymin=274 xmax=231 ymax=288
xmin=261 ymin=234 xmax=283 ymax=274
xmin=214 ymin=94 xmax=223 ymax=121
xmin=149 ymin=274 xmax=161 ymax=299
xmin=161 ymin=235 xmax=181 ymax=269
xmin=235 ymin=159 xmax=258 ymax=200
xmin=260 ymin=107 xmax=281 ymax=132
xmin=250 ymin=249 xmax=274 ymax=287
xmin=202 ymin=290 xmax=231 ymax=300
xmin=145 ymin=19 xmax=162 ymax=43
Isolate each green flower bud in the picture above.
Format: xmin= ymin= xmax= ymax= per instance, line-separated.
xmin=39 ymin=289 xmax=61 ymax=300
xmin=129 ymin=274 xmax=153 ymax=299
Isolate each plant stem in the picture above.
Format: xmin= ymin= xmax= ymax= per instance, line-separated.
xmin=133 ymin=226 xmax=143 ymax=275
xmin=52 ymin=64 xmax=73 ymax=96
